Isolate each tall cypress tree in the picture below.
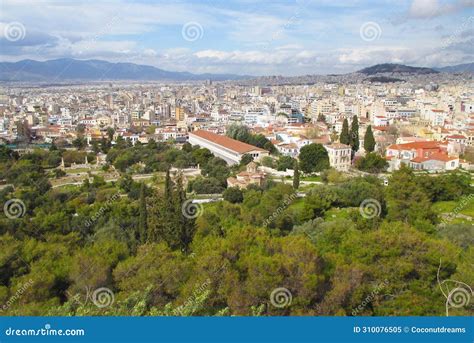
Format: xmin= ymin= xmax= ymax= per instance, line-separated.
xmin=293 ymin=160 xmax=300 ymax=190
xmin=350 ymin=115 xmax=359 ymax=153
xmin=174 ymin=173 xmax=195 ymax=252
xmin=147 ymin=168 xmax=175 ymax=244
xmin=164 ymin=169 xmax=172 ymax=202
xmin=340 ymin=118 xmax=350 ymax=145
xmin=364 ymin=125 xmax=376 ymax=153
xmin=138 ymin=182 xmax=148 ymax=243
xmin=146 ymin=170 xmax=195 ymax=252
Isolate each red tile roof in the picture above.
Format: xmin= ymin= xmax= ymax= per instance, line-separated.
xmin=446 ymin=135 xmax=466 ymax=139
xmin=411 ymin=153 xmax=457 ymax=163
xmin=428 ymin=153 xmax=457 ymax=162
xmin=190 ymin=130 xmax=266 ymax=154
xmin=387 ymin=141 xmax=442 ymax=150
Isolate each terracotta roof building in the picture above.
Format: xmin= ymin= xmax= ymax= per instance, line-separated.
xmin=227 ymin=162 xmax=267 ymax=189
xmin=188 ymin=129 xmax=269 ymax=165
xmin=386 ymin=140 xmax=459 ymax=171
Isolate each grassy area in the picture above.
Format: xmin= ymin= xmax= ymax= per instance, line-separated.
xmin=65 ymin=168 xmax=90 ymax=174
xmin=432 ymin=197 xmax=474 ymax=216
xmin=432 ymin=196 xmax=474 ymax=224
xmin=301 ymin=175 xmax=322 ymax=182
xmin=324 ymin=207 xmax=355 ymax=220
xmin=288 ymin=198 xmax=305 ymax=211
xmin=51 ymin=184 xmax=81 ymax=191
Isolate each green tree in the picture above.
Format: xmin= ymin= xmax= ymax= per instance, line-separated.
xmin=147 ymin=170 xmax=195 ymax=251
xmin=72 ymin=137 xmax=86 ymax=150
xmin=16 ymin=120 xmax=31 ymax=143
xmin=364 ymin=125 xmax=376 ymax=152
xmin=276 ymin=156 xmax=296 ymax=171
xmin=355 ymin=153 xmax=388 ymax=173
xmin=240 ymin=154 xmax=254 ymax=166
xmin=138 ymin=183 xmax=148 ymax=243
xmin=107 ymin=127 xmax=115 ymax=141
xmin=91 ymin=140 xmax=100 ymax=154
xmin=386 ymin=165 xmax=435 ymax=228
xmin=340 ymin=119 xmax=350 ymax=145
xmin=223 ymin=187 xmax=244 ymax=204
xmin=260 ymin=156 xmax=275 ymax=168
xmin=350 ymin=116 xmax=359 ymax=153
xmin=293 ymin=160 xmax=300 ymax=189
xmin=298 ymin=143 xmax=330 ymax=173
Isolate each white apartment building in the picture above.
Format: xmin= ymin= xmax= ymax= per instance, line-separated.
xmin=324 ymin=143 xmax=352 ymax=171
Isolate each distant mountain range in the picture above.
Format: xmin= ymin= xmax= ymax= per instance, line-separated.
xmin=357 ymin=63 xmax=439 ymax=75
xmin=358 ymin=63 xmax=474 ymax=75
xmin=0 ymin=58 xmax=250 ymax=82
xmin=434 ymin=63 xmax=474 ymax=73
xmin=0 ymin=59 xmax=472 ymax=82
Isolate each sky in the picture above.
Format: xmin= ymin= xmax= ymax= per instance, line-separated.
xmin=0 ymin=0 xmax=473 ymax=76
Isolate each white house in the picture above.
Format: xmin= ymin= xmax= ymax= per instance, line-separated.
xmin=324 ymin=143 xmax=352 ymax=171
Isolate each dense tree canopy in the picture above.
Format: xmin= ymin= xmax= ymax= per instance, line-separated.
xmin=355 ymin=153 xmax=388 ymax=173
xmin=298 ymin=143 xmax=330 ymax=173
xmin=0 ymin=144 xmax=472 ymax=317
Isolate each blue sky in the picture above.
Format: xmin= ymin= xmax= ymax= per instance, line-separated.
xmin=0 ymin=0 xmax=473 ymax=75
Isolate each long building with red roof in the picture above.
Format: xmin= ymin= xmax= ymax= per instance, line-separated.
xmin=188 ymin=129 xmax=269 ymax=165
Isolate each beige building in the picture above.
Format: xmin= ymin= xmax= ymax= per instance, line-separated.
xmin=227 ymin=162 xmax=267 ymax=189
xmin=324 ymin=143 xmax=352 ymax=171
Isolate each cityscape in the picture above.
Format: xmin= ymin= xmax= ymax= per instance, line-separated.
xmin=0 ymin=0 xmax=473 ymax=340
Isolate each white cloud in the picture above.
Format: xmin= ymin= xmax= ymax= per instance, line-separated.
xmin=409 ymin=0 xmax=474 ymax=18
xmin=409 ymin=0 xmax=442 ymax=18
